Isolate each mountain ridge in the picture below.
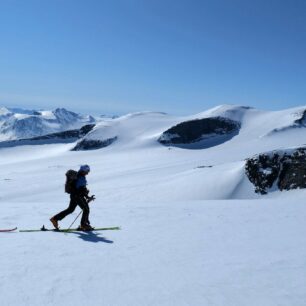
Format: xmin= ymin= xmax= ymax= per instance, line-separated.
xmin=0 ymin=106 xmax=96 ymax=141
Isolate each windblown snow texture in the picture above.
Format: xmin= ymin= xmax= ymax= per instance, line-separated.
xmin=1 ymin=104 xmax=306 ymax=306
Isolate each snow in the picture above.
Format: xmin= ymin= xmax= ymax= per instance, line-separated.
xmin=0 ymin=106 xmax=99 ymax=141
xmin=1 ymin=104 xmax=306 ymax=305
xmin=1 ymin=199 xmax=306 ymax=306
xmin=191 ymin=104 xmax=253 ymax=122
xmin=0 ymin=106 xmax=11 ymax=115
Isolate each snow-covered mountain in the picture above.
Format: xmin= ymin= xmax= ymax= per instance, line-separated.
xmin=73 ymin=104 xmax=306 ymax=154
xmin=1 ymin=104 xmax=306 ymax=306
xmin=2 ymin=104 xmax=306 ymax=198
xmin=0 ymin=106 xmax=96 ymax=141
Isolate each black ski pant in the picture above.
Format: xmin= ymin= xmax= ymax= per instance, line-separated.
xmin=54 ymin=194 xmax=90 ymax=226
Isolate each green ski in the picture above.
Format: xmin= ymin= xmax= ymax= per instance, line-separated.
xmin=19 ymin=225 xmax=120 ymax=232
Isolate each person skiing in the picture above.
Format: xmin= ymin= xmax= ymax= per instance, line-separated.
xmin=50 ymin=164 xmax=95 ymax=231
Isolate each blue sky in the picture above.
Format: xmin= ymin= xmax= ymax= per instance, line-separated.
xmin=0 ymin=0 xmax=305 ymax=115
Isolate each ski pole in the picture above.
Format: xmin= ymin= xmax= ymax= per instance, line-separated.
xmin=67 ymin=195 xmax=96 ymax=231
xmin=67 ymin=210 xmax=82 ymax=231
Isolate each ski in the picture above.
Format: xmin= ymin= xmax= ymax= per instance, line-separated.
xmin=0 ymin=227 xmax=17 ymax=232
xmin=19 ymin=226 xmax=120 ymax=233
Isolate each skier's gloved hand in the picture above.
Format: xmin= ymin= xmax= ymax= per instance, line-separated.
xmin=87 ymin=195 xmax=96 ymax=202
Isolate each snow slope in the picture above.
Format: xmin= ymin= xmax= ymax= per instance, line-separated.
xmin=0 ymin=107 xmax=96 ymax=141
xmin=1 ymin=199 xmax=306 ymax=306
xmin=1 ymin=104 xmax=306 ymax=305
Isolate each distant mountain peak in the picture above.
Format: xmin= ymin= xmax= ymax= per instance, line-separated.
xmin=0 ymin=106 xmax=97 ymax=141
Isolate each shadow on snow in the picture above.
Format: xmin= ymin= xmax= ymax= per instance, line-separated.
xmin=69 ymin=231 xmax=114 ymax=244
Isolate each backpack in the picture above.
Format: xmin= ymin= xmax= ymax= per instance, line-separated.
xmin=65 ymin=170 xmax=78 ymax=194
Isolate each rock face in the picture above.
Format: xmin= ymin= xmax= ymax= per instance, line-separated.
xmin=158 ymin=117 xmax=240 ymax=149
xmin=267 ymin=109 xmax=306 ymax=136
xmin=245 ymin=148 xmax=306 ymax=194
xmin=29 ymin=124 xmax=95 ymax=140
xmin=0 ymin=124 xmax=96 ymax=148
xmin=294 ymin=109 xmax=306 ymax=126
xmin=72 ymin=137 xmax=117 ymax=151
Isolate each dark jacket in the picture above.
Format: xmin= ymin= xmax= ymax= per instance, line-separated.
xmin=72 ymin=172 xmax=89 ymax=197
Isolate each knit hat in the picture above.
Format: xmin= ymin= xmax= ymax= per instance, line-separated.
xmin=79 ymin=164 xmax=90 ymax=172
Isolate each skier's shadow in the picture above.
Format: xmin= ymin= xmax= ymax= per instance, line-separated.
xmin=70 ymin=231 xmax=114 ymax=244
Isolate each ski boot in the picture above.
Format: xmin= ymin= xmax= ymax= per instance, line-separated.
xmin=78 ymin=224 xmax=94 ymax=231
xmin=50 ymin=217 xmax=59 ymax=230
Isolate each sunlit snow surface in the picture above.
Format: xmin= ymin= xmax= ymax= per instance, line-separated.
xmin=1 ymin=105 xmax=306 ymax=306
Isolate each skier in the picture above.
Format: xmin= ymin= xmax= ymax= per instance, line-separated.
xmin=50 ymin=164 xmax=95 ymax=231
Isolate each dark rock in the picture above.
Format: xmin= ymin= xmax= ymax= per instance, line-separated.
xmin=245 ymin=153 xmax=280 ymax=194
xmin=294 ymin=110 xmax=306 ymax=126
xmin=158 ymin=117 xmax=240 ymax=149
xmin=278 ymin=150 xmax=306 ymax=190
xmin=79 ymin=124 xmax=96 ymax=136
xmin=268 ymin=109 xmax=306 ymax=135
xmin=0 ymin=124 xmax=96 ymax=148
xmin=72 ymin=137 xmax=117 ymax=151
xmin=29 ymin=124 xmax=95 ymax=140
xmin=245 ymin=147 xmax=306 ymax=194
xmin=196 ymin=165 xmax=213 ymax=169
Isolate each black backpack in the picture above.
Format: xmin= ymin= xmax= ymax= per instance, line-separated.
xmin=65 ymin=170 xmax=78 ymax=194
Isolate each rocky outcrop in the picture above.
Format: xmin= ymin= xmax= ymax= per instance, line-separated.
xmin=29 ymin=124 xmax=95 ymax=140
xmin=245 ymin=147 xmax=306 ymax=194
xmin=72 ymin=136 xmax=117 ymax=151
xmin=0 ymin=124 xmax=96 ymax=148
xmin=158 ymin=117 xmax=240 ymax=149
xmin=267 ymin=109 xmax=306 ymax=135
xmin=293 ymin=109 xmax=306 ymax=126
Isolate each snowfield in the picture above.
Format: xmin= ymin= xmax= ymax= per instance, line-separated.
xmin=1 ymin=104 xmax=306 ymax=305
xmin=0 ymin=107 xmax=96 ymax=141
xmin=1 ymin=199 xmax=306 ymax=306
